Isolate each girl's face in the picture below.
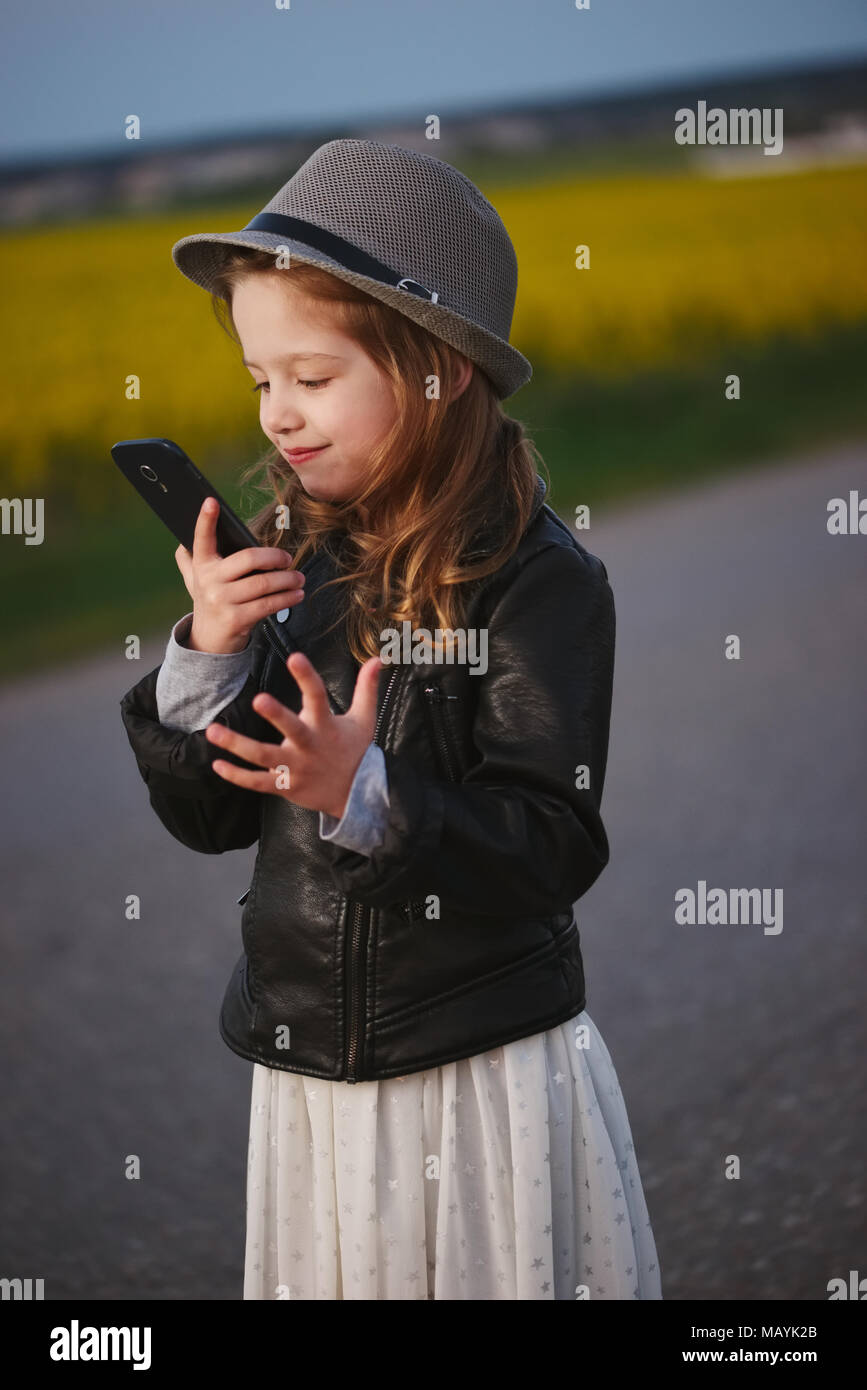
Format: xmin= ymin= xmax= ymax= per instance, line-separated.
xmin=231 ymin=273 xmax=399 ymax=503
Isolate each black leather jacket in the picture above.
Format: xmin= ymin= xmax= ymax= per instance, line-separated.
xmin=119 ymin=477 xmax=615 ymax=1082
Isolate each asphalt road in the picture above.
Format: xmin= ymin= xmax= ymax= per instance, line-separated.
xmin=1 ymin=441 xmax=864 ymax=1300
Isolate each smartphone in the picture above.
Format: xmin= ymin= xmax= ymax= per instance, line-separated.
xmin=110 ymin=437 xmax=293 ymax=659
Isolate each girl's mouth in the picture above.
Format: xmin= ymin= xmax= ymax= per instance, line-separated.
xmin=283 ymin=445 xmax=328 ymax=465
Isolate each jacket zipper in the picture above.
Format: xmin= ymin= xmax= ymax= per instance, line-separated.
xmin=423 ymin=684 xmax=460 ymax=783
xmin=262 ymin=619 xmax=291 ymax=663
xmin=345 ymin=662 xmax=402 ymax=1082
xmin=398 ymin=684 xmax=461 ymax=925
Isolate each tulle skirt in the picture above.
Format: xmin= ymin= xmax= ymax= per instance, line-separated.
xmin=243 ymin=1010 xmax=662 ymax=1300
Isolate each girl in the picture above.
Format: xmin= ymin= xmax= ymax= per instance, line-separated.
xmin=120 ymin=138 xmax=662 ymax=1301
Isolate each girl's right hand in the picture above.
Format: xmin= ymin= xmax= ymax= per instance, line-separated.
xmin=174 ymin=497 xmax=306 ymax=653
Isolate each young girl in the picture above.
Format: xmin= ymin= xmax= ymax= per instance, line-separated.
xmin=120 ymin=138 xmax=662 ymax=1301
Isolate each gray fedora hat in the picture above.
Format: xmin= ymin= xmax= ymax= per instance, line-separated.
xmin=171 ymin=137 xmax=532 ymax=400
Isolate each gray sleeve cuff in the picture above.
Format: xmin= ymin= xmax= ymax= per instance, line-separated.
xmin=155 ymin=612 xmax=254 ymax=733
xmin=319 ymin=742 xmax=390 ymax=856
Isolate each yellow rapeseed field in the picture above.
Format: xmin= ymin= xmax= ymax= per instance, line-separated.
xmin=504 ymin=164 xmax=867 ymax=375
xmin=1 ymin=164 xmax=865 ymax=498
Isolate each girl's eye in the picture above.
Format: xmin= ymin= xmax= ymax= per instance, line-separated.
xmin=251 ymin=379 xmax=330 ymax=394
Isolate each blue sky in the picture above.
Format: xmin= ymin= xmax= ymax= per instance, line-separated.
xmin=2 ymin=0 xmax=866 ymax=163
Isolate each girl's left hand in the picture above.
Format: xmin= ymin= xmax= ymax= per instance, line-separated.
xmin=204 ymin=650 xmax=386 ymax=820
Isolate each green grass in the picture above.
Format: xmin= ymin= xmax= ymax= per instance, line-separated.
xmin=1 ymin=319 xmax=865 ymax=681
xmin=524 ymin=318 xmax=867 ymax=511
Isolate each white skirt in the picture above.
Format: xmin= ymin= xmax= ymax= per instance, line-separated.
xmin=243 ymin=1010 xmax=662 ymax=1300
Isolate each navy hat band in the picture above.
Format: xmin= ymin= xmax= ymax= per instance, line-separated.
xmin=244 ymin=212 xmax=438 ymax=303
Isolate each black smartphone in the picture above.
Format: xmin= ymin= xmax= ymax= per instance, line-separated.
xmin=110 ymin=436 xmax=293 ymax=659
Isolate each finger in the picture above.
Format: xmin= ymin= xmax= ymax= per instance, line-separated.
xmin=218 ymin=545 xmax=298 ymax=585
xmin=247 ymin=691 xmax=316 ymax=750
xmin=204 ymin=722 xmax=293 ymax=767
xmin=224 ymin=567 xmax=305 ymax=607
xmin=205 ymin=719 xmax=299 ymax=768
xmin=192 ymin=496 xmax=221 ymax=563
xmin=282 ymin=651 xmax=334 ymax=726
xmin=207 ymin=694 xmax=315 ymax=755
xmin=174 ymin=543 xmax=192 ymax=580
xmin=211 ymin=758 xmax=289 ymax=794
xmin=223 ymin=586 xmax=306 ymax=634
xmin=349 ymin=655 xmax=387 ymax=730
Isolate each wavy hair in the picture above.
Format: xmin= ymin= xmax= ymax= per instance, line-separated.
xmin=208 ymin=249 xmax=547 ymax=665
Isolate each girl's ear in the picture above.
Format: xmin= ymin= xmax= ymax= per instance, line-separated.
xmin=451 ymin=357 xmax=474 ymax=402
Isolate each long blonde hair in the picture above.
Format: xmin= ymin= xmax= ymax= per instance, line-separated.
xmin=209 ymin=250 xmax=547 ymax=664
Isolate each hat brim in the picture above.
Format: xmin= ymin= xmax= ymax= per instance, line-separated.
xmin=171 ymin=229 xmax=532 ymax=401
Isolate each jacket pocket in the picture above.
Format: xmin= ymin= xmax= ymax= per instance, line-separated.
xmin=376 ymin=930 xmax=569 ymax=1028
xmin=422 ymin=682 xmax=461 ymax=782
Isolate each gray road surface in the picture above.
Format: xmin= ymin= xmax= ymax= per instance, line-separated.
xmin=1 ymin=441 xmax=864 ymax=1300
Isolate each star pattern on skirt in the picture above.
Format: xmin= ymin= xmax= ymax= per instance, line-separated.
xmin=244 ymin=1018 xmax=661 ymax=1302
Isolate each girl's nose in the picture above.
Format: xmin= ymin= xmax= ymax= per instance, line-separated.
xmin=261 ymin=391 xmax=307 ymax=436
